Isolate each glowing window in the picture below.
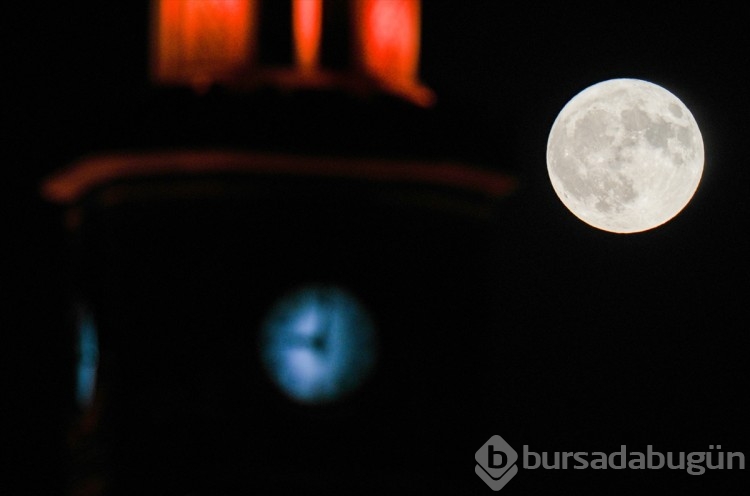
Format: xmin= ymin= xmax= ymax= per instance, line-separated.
xmin=356 ymin=0 xmax=421 ymax=87
xmin=293 ymin=0 xmax=323 ymax=71
xmin=75 ymin=308 xmax=99 ymax=410
xmin=260 ymin=285 xmax=378 ymax=404
xmin=151 ymin=0 xmax=258 ymax=89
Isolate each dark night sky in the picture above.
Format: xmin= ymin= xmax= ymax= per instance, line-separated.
xmin=6 ymin=2 xmax=750 ymax=494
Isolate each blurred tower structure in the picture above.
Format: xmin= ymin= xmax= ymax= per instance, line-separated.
xmin=42 ymin=2 xmax=516 ymax=494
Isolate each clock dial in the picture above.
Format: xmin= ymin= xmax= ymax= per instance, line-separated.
xmin=260 ymin=285 xmax=377 ymax=404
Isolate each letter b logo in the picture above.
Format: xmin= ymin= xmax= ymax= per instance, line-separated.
xmin=475 ymin=435 xmax=519 ymax=491
xmin=488 ymin=445 xmax=508 ymax=468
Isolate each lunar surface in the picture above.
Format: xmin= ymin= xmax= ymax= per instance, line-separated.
xmin=547 ymin=78 xmax=704 ymax=233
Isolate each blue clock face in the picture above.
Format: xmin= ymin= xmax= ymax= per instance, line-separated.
xmin=260 ymin=285 xmax=378 ymax=404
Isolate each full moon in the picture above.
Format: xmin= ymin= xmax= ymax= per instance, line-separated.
xmin=546 ymin=78 xmax=704 ymax=233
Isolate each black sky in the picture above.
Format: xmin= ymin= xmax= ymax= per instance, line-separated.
xmin=6 ymin=2 xmax=750 ymax=494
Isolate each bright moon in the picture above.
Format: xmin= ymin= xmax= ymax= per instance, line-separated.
xmin=546 ymin=78 xmax=704 ymax=233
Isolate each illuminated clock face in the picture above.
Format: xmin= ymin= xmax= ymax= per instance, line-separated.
xmin=260 ymin=285 xmax=378 ymax=404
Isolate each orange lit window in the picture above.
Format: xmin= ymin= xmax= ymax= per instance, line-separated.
xmin=355 ymin=0 xmax=421 ymax=86
xmin=293 ymin=0 xmax=323 ymax=72
xmin=152 ymin=0 xmax=257 ymax=89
